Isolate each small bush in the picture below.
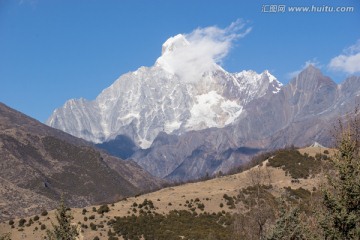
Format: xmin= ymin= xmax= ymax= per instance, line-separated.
xmin=25 ymin=218 xmax=33 ymax=227
xmin=40 ymin=224 xmax=46 ymax=230
xmin=97 ymin=204 xmax=110 ymax=214
xmin=8 ymin=220 xmax=14 ymax=225
xmin=82 ymin=208 xmax=87 ymax=215
xmin=18 ymin=218 xmax=26 ymax=227
xmin=33 ymin=215 xmax=39 ymax=221
xmin=284 ymin=187 xmax=311 ymax=200
xmin=89 ymin=215 xmax=95 ymax=220
xmin=90 ymin=222 xmax=97 ymax=231
xmin=108 ymin=237 xmax=119 ymax=240
xmin=41 ymin=210 xmax=48 ymax=216
xmin=197 ymin=203 xmax=205 ymax=211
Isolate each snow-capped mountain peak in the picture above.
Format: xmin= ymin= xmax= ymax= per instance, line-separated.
xmin=47 ymin=35 xmax=283 ymax=148
xmin=155 ymin=34 xmax=221 ymax=82
xmin=161 ymin=34 xmax=189 ymax=55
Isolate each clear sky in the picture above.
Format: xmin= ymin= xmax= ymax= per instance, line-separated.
xmin=1 ymin=0 xmax=360 ymax=122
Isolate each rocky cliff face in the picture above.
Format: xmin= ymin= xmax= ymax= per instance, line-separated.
xmin=130 ymin=66 xmax=360 ymax=180
xmin=0 ymin=103 xmax=162 ymax=221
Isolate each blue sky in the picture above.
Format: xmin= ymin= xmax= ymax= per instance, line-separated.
xmin=1 ymin=0 xmax=359 ymax=122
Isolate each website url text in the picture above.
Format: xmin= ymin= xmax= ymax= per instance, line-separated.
xmin=261 ymin=5 xmax=355 ymax=13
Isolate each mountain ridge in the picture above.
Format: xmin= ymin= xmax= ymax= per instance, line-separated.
xmin=47 ymin=35 xmax=282 ymax=148
xmin=129 ymin=66 xmax=360 ymax=180
xmin=0 ymin=102 xmax=162 ymax=221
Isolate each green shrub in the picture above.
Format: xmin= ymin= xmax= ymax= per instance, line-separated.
xmin=90 ymin=222 xmax=97 ymax=231
xmin=108 ymin=237 xmax=119 ymax=240
xmin=25 ymin=218 xmax=33 ymax=227
xmin=223 ymin=194 xmax=236 ymax=209
xmin=284 ymin=187 xmax=311 ymax=201
xmin=41 ymin=210 xmax=48 ymax=216
xmin=8 ymin=220 xmax=14 ymax=225
xmin=197 ymin=203 xmax=205 ymax=211
xmin=267 ymin=149 xmax=321 ymax=179
xmin=82 ymin=208 xmax=87 ymax=215
xmin=33 ymin=215 xmax=39 ymax=221
xmin=18 ymin=218 xmax=26 ymax=227
xmin=97 ymin=204 xmax=110 ymax=214
xmin=111 ymin=210 xmax=234 ymax=239
xmin=41 ymin=224 xmax=46 ymax=230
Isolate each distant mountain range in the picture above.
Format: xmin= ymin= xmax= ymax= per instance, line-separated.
xmin=0 ymin=103 xmax=162 ymax=221
xmin=47 ymin=35 xmax=360 ymax=181
xmin=131 ymin=66 xmax=360 ymax=181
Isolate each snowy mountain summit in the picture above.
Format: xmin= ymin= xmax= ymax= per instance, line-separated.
xmin=47 ymin=34 xmax=283 ymax=148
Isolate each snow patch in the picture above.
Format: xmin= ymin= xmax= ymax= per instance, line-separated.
xmin=164 ymin=120 xmax=182 ymax=133
xmin=221 ymin=100 xmax=243 ymax=125
xmin=186 ymin=91 xmax=243 ymax=129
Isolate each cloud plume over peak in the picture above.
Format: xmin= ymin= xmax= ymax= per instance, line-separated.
xmin=156 ymin=20 xmax=252 ymax=83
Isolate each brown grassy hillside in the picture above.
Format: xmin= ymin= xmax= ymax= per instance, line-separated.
xmin=0 ymin=146 xmax=332 ymax=240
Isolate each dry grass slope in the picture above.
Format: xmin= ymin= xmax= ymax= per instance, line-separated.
xmin=0 ymin=146 xmax=332 ymax=240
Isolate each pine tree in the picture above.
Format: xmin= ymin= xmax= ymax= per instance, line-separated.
xmin=321 ymin=113 xmax=360 ymax=239
xmin=46 ymin=195 xmax=79 ymax=240
xmin=266 ymin=201 xmax=310 ymax=240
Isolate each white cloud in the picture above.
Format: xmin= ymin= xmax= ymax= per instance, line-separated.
xmin=329 ymin=40 xmax=360 ymax=74
xmin=156 ymin=19 xmax=252 ymax=83
xmin=287 ymin=59 xmax=321 ymax=79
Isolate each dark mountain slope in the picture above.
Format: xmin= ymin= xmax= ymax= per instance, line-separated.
xmin=0 ymin=103 xmax=162 ymax=221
